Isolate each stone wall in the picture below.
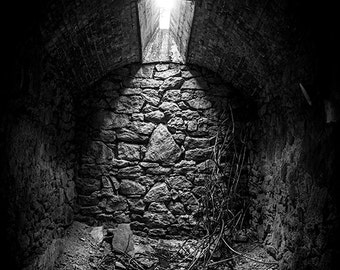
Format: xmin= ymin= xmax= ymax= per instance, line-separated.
xmin=170 ymin=0 xmax=195 ymax=61
xmin=247 ymin=73 xmax=340 ymax=269
xmin=0 ymin=73 xmax=76 ymax=269
xmin=74 ymin=63 xmax=245 ymax=237
xmin=138 ymin=0 xmax=159 ymax=53
xmin=41 ymin=0 xmax=141 ymax=88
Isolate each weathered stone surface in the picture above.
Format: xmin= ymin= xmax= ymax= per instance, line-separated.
xmin=111 ymin=224 xmax=135 ymax=256
xmin=185 ymin=147 xmax=214 ymax=161
xmin=142 ymin=104 xmax=158 ymax=113
xmin=186 ymin=120 xmax=198 ymax=132
xmin=113 ymin=96 xmax=145 ymax=113
xmin=124 ymin=78 xmax=162 ymax=89
xmin=187 ymin=97 xmax=212 ymax=110
xmin=118 ymin=143 xmax=141 ymax=161
xmin=76 ymin=63 xmax=239 ymax=238
xmin=116 ymin=128 xmax=149 ymax=143
xmin=114 ymin=213 xmax=131 ymax=223
xmin=139 ymin=162 xmax=159 ymax=168
xmin=168 ymin=202 xmax=186 ymax=215
xmin=128 ymin=199 xmax=146 ymax=214
xmin=173 ymin=160 xmax=197 ymax=175
xmin=167 ymin=117 xmax=186 ymax=131
xmin=120 ymin=180 xmax=146 ymax=196
xmin=172 ymin=132 xmax=186 ymax=145
xmin=118 ymin=166 xmax=143 ymax=179
xmin=111 ymin=158 xmax=138 ymax=168
xmin=144 ymin=183 xmax=170 ymax=202
xmin=181 ymin=77 xmax=209 ymax=89
xmin=162 ymin=90 xmax=182 ymax=102
xmin=131 ymin=113 xmax=144 ymax=121
xmin=180 ymin=192 xmax=199 ymax=212
xmin=106 ymin=196 xmax=128 ymax=212
xmin=144 ymin=111 xmax=165 ymax=123
xmin=160 ymin=77 xmax=185 ymax=90
xmin=148 ymin=202 xmax=168 ymax=213
xmin=184 ymin=137 xmax=212 ymax=149
xmin=197 ymin=159 xmax=215 ymax=173
xmin=159 ymin=102 xmax=180 ymax=117
xmin=141 ymin=89 xmax=161 ymax=106
xmin=167 ymin=175 xmax=193 ymax=190
xmin=129 ymin=121 xmax=156 ymax=135
xmin=155 ymin=64 xmax=169 ymax=72
xmin=144 ymin=211 xmax=175 ymax=227
xmin=144 ymin=124 xmax=181 ymax=164
xmin=137 ymin=176 xmax=156 ymax=190
xmin=120 ymin=88 xmax=142 ymax=95
xmin=155 ymin=69 xmax=181 ymax=79
xmin=90 ymin=226 xmax=104 ymax=244
xmin=146 ymin=166 xmax=172 ymax=175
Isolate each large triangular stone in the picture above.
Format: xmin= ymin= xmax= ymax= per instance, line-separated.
xmin=144 ymin=124 xmax=181 ymax=164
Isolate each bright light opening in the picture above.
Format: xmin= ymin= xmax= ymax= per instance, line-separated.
xmin=156 ymin=0 xmax=175 ymax=29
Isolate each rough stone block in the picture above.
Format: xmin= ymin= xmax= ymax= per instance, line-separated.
xmin=144 ymin=183 xmax=170 ymax=203
xmin=120 ymin=180 xmax=146 ymax=196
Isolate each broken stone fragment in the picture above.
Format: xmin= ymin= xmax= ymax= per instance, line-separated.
xmin=90 ymin=226 xmax=104 ymax=244
xmin=144 ymin=183 xmax=170 ymax=202
xmin=111 ymin=224 xmax=135 ymax=256
xmin=144 ymin=124 xmax=181 ymax=164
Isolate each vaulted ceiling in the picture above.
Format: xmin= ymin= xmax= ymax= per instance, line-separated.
xmin=3 ymin=0 xmax=338 ymax=100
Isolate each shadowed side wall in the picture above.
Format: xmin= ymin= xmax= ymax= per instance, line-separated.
xmin=138 ymin=0 xmax=160 ymax=53
xmin=170 ymin=0 xmax=195 ymax=62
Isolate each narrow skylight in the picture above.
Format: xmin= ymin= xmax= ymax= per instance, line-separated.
xmin=156 ymin=0 xmax=175 ymax=29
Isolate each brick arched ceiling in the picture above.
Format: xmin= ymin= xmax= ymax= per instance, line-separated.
xmin=4 ymin=0 xmax=338 ymax=99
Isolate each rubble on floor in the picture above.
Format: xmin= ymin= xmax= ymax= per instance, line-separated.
xmin=54 ymin=222 xmax=278 ymax=270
